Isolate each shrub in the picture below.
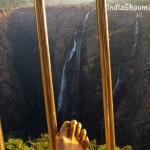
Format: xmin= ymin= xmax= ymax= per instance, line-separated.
xmin=5 ymin=138 xmax=29 ymax=150
xmin=89 ymin=140 xmax=132 ymax=150
xmin=88 ymin=139 xmax=98 ymax=150
xmin=5 ymin=134 xmax=132 ymax=150
xmin=121 ymin=145 xmax=132 ymax=150
xmin=28 ymin=134 xmax=50 ymax=150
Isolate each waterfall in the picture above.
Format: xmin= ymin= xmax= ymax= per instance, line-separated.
xmin=113 ymin=13 xmax=139 ymax=94
xmin=132 ymin=13 xmax=139 ymax=57
xmin=58 ymin=63 xmax=67 ymax=111
xmin=83 ymin=12 xmax=90 ymax=33
xmin=58 ymin=12 xmax=90 ymax=111
xmin=113 ymin=67 xmax=121 ymax=92
xmin=68 ymin=30 xmax=77 ymax=61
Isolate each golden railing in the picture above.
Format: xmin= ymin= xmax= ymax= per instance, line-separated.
xmin=0 ymin=118 xmax=5 ymax=150
xmin=96 ymin=0 xmax=116 ymax=149
xmin=34 ymin=0 xmax=58 ymax=150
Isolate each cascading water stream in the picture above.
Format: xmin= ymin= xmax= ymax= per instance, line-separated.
xmin=113 ymin=13 xmax=139 ymax=93
xmin=58 ymin=12 xmax=90 ymax=111
xmin=132 ymin=13 xmax=139 ymax=57
xmin=57 ymin=30 xmax=77 ymax=111
xmin=113 ymin=67 xmax=121 ymax=92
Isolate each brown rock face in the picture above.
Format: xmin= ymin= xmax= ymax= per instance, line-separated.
xmin=108 ymin=11 xmax=150 ymax=149
xmin=0 ymin=10 xmax=28 ymax=130
xmin=0 ymin=6 xmax=150 ymax=149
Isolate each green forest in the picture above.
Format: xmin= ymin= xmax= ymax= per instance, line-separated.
xmin=0 ymin=0 xmax=149 ymax=9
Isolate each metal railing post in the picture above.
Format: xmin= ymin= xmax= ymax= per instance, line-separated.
xmin=96 ymin=0 xmax=116 ymax=149
xmin=0 ymin=118 xmax=5 ymax=150
xmin=34 ymin=1 xmax=58 ymax=150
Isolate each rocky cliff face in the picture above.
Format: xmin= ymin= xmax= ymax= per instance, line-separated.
xmin=0 ymin=10 xmax=28 ymax=130
xmin=0 ymin=7 xmax=150 ymax=149
xmin=108 ymin=11 xmax=150 ymax=149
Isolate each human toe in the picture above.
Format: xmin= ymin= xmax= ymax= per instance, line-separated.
xmin=75 ymin=122 xmax=82 ymax=138
xmin=79 ymin=129 xmax=87 ymax=143
xmin=69 ymin=120 xmax=77 ymax=139
xmin=59 ymin=121 xmax=71 ymax=137
xmin=83 ymin=136 xmax=89 ymax=150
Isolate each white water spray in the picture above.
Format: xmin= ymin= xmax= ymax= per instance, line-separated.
xmin=58 ymin=12 xmax=90 ymax=111
xmin=113 ymin=67 xmax=121 ymax=92
xmin=132 ymin=13 xmax=139 ymax=57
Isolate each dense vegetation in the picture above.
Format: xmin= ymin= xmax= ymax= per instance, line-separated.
xmin=5 ymin=134 xmax=132 ymax=150
xmin=0 ymin=0 xmax=33 ymax=9
xmin=0 ymin=0 xmax=93 ymax=9
xmin=0 ymin=0 xmax=149 ymax=9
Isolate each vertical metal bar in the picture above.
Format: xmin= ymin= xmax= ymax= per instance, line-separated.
xmin=96 ymin=0 xmax=116 ymax=150
xmin=34 ymin=1 xmax=58 ymax=150
xmin=0 ymin=118 xmax=5 ymax=150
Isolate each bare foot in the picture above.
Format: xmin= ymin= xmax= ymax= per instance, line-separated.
xmin=58 ymin=120 xmax=89 ymax=150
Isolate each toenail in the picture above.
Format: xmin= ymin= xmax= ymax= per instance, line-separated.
xmin=86 ymin=136 xmax=89 ymax=140
xmin=77 ymin=122 xmax=82 ymax=127
xmin=71 ymin=120 xmax=77 ymax=124
xmin=65 ymin=122 xmax=71 ymax=128
xmin=82 ymin=129 xmax=86 ymax=132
